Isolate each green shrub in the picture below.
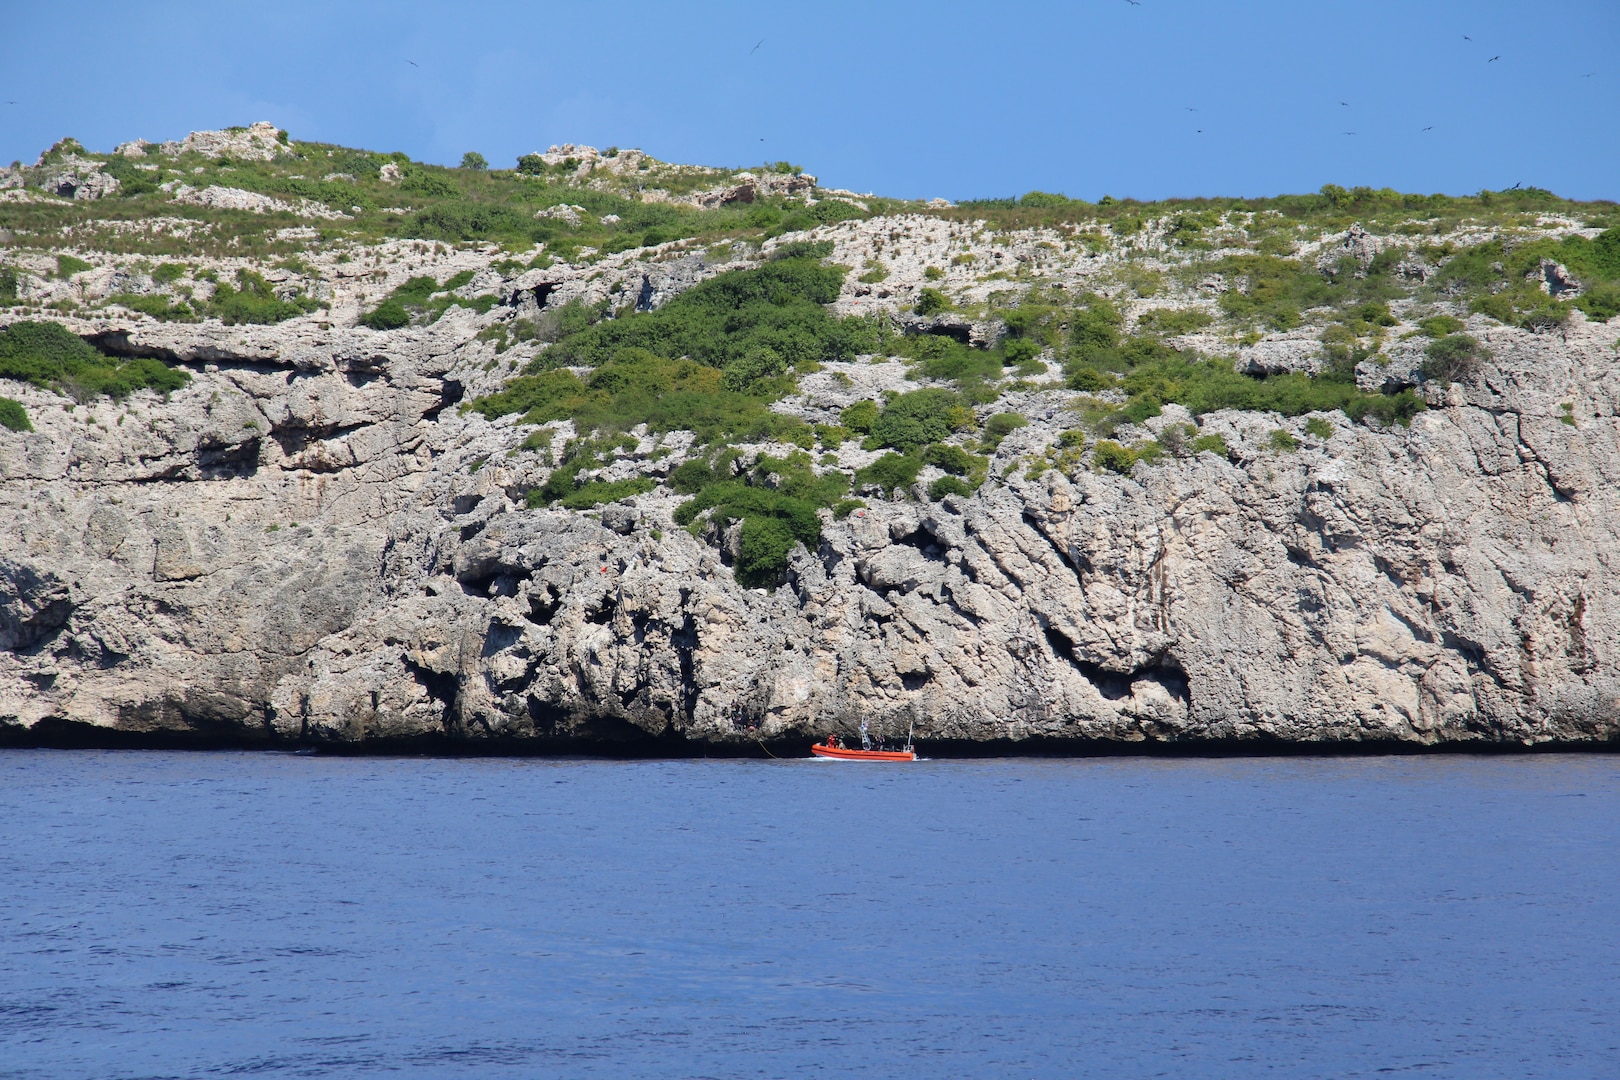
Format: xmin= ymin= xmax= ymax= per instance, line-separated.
xmin=1190 ymin=433 xmax=1230 ymax=458
xmin=924 ymin=266 xmax=944 ymax=281
xmin=1577 ymin=283 xmax=1620 ymax=322
xmin=832 ymin=498 xmax=866 ymax=520
xmin=923 ymin=443 xmax=982 ymax=476
xmin=868 ymin=389 xmax=969 ymax=450
xmin=841 ymin=399 xmax=879 ymax=433
xmin=0 ymin=320 xmax=190 ymax=400
xmin=553 ymin=477 xmax=654 ymax=509
xmin=1135 ymin=308 xmax=1213 ymax=337
xmin=57 ymin=255 xmax=92 ymax=279
xmin=1065 ymin=365 xmax=1114 ymax=392
xmin=460 ymin=152 xmax=488 ymax=170
xmin=914 ymin=287 xmax=950 ymax=316
xmin=856 ymin=452 xmax=922 ymax=493
xmin=212 ymin=269 xmax=317 ymax=324
xmin=0 ymin=397 xmax=31 ymax=432
xmin=1303 ymin=416 xmax=1334 ymax=439
xmin=152 ymin=262 xmax=187 ymax=284
xmin=983 ymin=412 xmax=1028 ymax=445
xmin=1269 ymin=428 xmax=1300 ymax=452
xmin=516 ymin=153 xmax=546 ymax=174
xmin=1422 ymin=334 xmax=1484 ymax=383
xmin=721 ymin=345 xmax=788 ymax=392
xmin=362 ymin=298 xmax=410 ymax=330
xmin=674 ymin=480 xmax=825 ymax=588
xmin=1416 ymin=315 xmax=1465 ymax=337
xmin=1211 ymin=255 xmax=1334 ymax=330
xmin=0 ymin=268 xmax=17 ymax=305
xmin=470 ymin=349 xmax=806 ymax=448
xmin=1092 ymin=440 xmax=1136 ymax=473
xmin=858 ymin=264 xmax=887 ymax=284
xmin=106 ymin=293 xmax=194 ymax=321
xmin=928 ymin=475 xmax=976 ymax=500
xmin=543 ymin=256 xmax=870 ymax=372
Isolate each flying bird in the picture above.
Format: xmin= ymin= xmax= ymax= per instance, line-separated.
xmin=1340 ymin=101 xmax=1350 ymax=106
xmin=750 ymin=38 xmax=764 ymax=53
xmin=1185 ymin=107 xmax=1198 ymax=112
xmin=1487 ymin=55 xmax=1501 ymax=62
xmin=1421 ymin=126 xmax=1434 ymax=131
xmin=1463 ymin=35 xmax=1471 ymax=41
xmin=1125 ymin=0 xmax=1142 ymax=6
xmin=405 ymin=59 xmax=418 ymax=67
xmin=1344 ymin=131 xmax=1357 ymax=136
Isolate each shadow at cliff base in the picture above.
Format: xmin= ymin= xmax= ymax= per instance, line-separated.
xmin=2 ymin=718 xmax=1617 ymax=759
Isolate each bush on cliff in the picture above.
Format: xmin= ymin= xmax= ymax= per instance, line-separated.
xmin=0 ymin=397 xmax=31 ymax=432
xmin=0 ymin=321 xmax=191 ymax=400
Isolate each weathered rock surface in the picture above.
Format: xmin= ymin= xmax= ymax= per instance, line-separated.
xmin=3 ymin=295 xmax=1618 ymax=752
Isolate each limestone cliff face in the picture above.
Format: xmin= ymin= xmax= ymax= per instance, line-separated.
xmin=3 ymin=290 xmax=1617 ymax=751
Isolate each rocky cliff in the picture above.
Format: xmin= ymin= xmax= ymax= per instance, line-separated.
xmin=3 ymin=129 xmax=1618 ymax=752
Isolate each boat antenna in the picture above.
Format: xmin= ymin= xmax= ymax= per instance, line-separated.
xmin=905 ymin=717 xmax=914 ymax=752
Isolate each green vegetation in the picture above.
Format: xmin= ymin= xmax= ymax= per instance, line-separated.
xmin=856 ymin=452 xmax=923 ymax=493
xmin=1303 ymin=416 xmax=1334 ymax=439
xmin=213 ymin=268 xmax=321 ymax=324
xmin=538 ymin=252 xmax=875 ymax=372
xmin=57 ymin=254 xmax=92 ymax=278
xmin=1269 ymin=429 xmax=1300 ymax=452
xmin=460 ymin=152 xmax=488 ymax=171
xmin=914 ymin=287 xmax=950 ymax=316
xmin=362 ymin=270 xmax=493 ymax=329
xmin=0 ymin=397 xmax=31 ymax=432
xmin=1421 ymin=333 xmax=1485 ymax=383
xmin=866 ymin=389 xmax=973 ymax=451
xmin=0 ymin=268 xmax=18 ymax=305
xmin=0 ymin=320 xmax=190 ymax=400
xmin=672 ymin=451 xmax=845 ymax=589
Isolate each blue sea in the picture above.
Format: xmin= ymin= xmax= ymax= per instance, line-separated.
xmin=1 ymin=750 xmax=1615 ymax=1079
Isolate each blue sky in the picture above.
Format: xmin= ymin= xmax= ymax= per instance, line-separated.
xmin=2 ymin=0 xmax=1614 ymax=202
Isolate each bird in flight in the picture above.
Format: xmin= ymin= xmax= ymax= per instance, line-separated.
xmin=405 ymin=59 xmax=418 ymax=67
xmin=1344 ymin=131 xmax=1357 ymax=136
xmin=1421 ymin=126 xmax=1433 ymax=132
xmin=1185 ymin=107 xmax=1198 ymax=112
xmin=750 ymin=39 xmax=764 ymax=53
xmin=1340 ymin=101 xmax=1350 ymax=106
xmin=1487 ymin=55 xmax=1501 ymax=62
xmin=1124 ymin=0 xmax=1141 ymax=6
xmin=1463 ymin=35 xmax=1471 ymax=41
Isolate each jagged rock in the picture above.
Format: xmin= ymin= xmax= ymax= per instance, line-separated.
xmin=1318 ymin=223 xmax=1384 ymax=275
xmin=1534 ymin=259 xmax=1583 ymax=297
xmin=536 ymin=204 xmax=585 ymax=226
xmin=143 ymin=122 xmax=286 ymax=161
xmin=379 ymin=162 xmax=403 ymax=185
xmin=34 ymin=157 xmax=120 ymax=200
xmin=3 ymin=156 xmax=1620 ymax=754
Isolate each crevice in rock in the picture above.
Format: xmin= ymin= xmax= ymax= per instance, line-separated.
xmin=525 ymin=584 xmax=562 ymax=626
xmin=402 ymin=658 xmax=458 ymax=730
xmin=1021 ymin=510 xmax=1084 ymax=581
xmin=900 ymin=670 xmax=933 ymax=691
xmin=585 ymin=592 xmax=617 ymax=625
xmin=674 ymin=594 xmax=699 ymax=721
xmin=421 ymin=378 xmax=464 ymax=422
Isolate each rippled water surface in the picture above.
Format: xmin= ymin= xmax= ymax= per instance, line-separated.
xmin=1 ymin=751 xmax=1616 ymax=1079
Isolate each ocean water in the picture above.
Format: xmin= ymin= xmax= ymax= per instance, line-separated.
xmin=0 ymin=751 xmax=1615 ymax=1079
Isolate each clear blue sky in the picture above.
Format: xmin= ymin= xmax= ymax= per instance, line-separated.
xmin=3 ymin=0 xmax=1615 ymax=202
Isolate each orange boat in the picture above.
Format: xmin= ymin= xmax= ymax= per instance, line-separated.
xmin=810 ymin=722 xmax=916 ymax=761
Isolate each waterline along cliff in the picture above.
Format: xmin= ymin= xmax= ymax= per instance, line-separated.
xmin=2 ymin=126 xmax=1618 ymax=752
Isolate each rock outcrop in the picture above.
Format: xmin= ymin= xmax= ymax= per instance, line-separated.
xmin=3 ymin=299 xmax=1617 ymax=752
xmin=2 ymin=138 xmax=1618 ymax=754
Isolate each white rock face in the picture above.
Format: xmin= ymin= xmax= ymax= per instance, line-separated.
xmin=1 ymin=293 xmax=1617 ymax=752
